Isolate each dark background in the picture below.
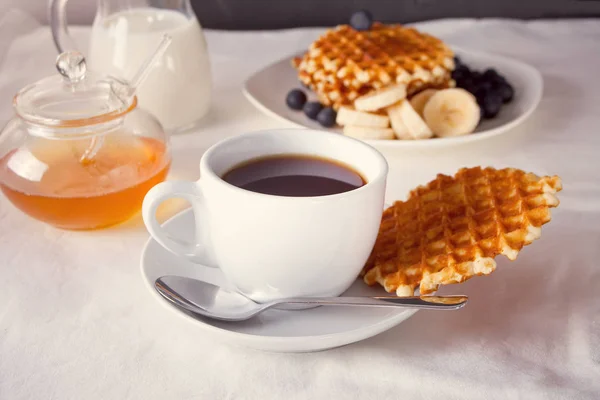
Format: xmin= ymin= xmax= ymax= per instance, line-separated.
xmin=190 ymin=0 xmax=600 ymax=30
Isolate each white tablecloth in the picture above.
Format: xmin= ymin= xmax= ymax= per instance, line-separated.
xmin=1 ymin=17 xmax=599 ymax=400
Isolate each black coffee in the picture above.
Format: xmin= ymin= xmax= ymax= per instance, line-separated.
xmin=222 ymin=155 xmax=365 ymax=197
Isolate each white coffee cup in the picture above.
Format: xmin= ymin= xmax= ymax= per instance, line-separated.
xmin=142 ymin=129 xmax=388 ymax=303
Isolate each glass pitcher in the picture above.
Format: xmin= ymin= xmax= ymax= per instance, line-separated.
xmin=50 ymin=0 xmax=212 ymax=133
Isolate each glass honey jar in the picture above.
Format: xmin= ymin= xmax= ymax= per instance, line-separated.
xmin=0 ymin=51 xmax=171 ymax=229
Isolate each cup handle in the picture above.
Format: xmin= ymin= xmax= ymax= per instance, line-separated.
xmin=142 ymin=181 xmax=218 ymax=267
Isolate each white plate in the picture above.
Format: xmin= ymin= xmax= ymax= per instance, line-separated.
xmin=243 ymin=47 xmax=543 ymax=149
xmin=140 ymin=208 xmax=417 ymax=353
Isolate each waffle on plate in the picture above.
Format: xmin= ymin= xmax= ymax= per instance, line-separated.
xmin=286 ymin=11 xmax=517 ymax=138
xmin=293 ymin=22 xmax=455 ymax=110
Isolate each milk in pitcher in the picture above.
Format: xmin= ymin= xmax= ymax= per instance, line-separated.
xmin=89 ymin=8 xmax=212 ymax=132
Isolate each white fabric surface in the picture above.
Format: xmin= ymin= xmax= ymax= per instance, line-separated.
xmin=1 ymin=18 xmax=599 ymax=400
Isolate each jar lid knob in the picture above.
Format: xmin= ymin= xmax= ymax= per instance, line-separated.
xmin=56 ymin=50 xmax=87 ymax=82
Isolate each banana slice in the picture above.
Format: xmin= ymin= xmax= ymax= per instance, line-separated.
xmin=336 ymin=106 xmax=390 ymax=128
xmin=386 ymin=100 xmax=433 ymax=140
xmin=354 ymin=84 xmax=407 ymax=112
xmin=343 ymin=125 xmax=395 ymax=140
xmin=423 ymin=88 xmax=480 ymax=137
xmin=386 ymin=105 xmax=412 ymax=140
xmin=409 ymin=89 xmax=438 ymax=117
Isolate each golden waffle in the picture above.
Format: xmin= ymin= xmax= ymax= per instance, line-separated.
xmin=293 ymin=23 xmax=455 ymax=109
xmin=362 ymin=167 xmax=562 ymax=295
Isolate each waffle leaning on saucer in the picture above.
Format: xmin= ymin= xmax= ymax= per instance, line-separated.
xmin=362 ymin=167 xmax=562 ymax=296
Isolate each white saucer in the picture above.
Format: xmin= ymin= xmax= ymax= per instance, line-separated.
xmin=140 ymin=208 xmax=417 ymax=353
xmin=243 ymin=46 xmax=543 ymax=150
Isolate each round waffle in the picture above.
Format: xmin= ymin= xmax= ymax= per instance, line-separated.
xmin=362 ymin=167 xmax=562 ymax=295
xmin=293 ymin=23 xmax=455 ymax=109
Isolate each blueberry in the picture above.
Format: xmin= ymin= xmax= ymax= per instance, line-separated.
xmin=350 ymin=10 xmax=373 ymax=31
xmin=497 ymin=82 xmax=514 ymax=103
xmin=481 ymin=92 xmax=503 ymax=119
xmin=451 ymin=64 xmax=470 ymax=82
xmin=453 ymin=56 xmax=463 ymax=67
xmin=457 ymin=77 xmax=476 ymax=94
xmin=303 ymin=101 xmax=323 ymax=120
xmin=474 ymin=87 xmax=488 ymax=105
xmin=456 ymin=76 xmax=471 ymax=87
xmin=286 ymin=89 xmax=307 ymax=110
xmin=470 ymin=71 xmax=482 ymax=83
xmin=316 ymin=107 xmax=337 ymax=127
xmin=490 ymin=74 xmax=507 ymax=88
xmin=471 ymin=81 xmax=494 ymax=105
xmin=478 ymin=81 xmax=493 ymax=93
xmin=482 ymin=68 xmax=499 ymax=82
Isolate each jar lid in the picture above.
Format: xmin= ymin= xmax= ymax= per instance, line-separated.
xmin=13 ymin=51 xmax=136 ymax=130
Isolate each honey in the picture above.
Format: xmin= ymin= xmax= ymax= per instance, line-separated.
xmin=0 ymin=135 xmax=170 ymax=230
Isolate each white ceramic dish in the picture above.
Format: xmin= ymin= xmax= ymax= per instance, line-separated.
xmin=140 ymin=208 xmax=418 ymax=353
xmin=243 ymin=47 xmax=543 ymax=149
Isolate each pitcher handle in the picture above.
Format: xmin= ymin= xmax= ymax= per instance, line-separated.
xmin=49 ymin=0 xmax=78 ymax=53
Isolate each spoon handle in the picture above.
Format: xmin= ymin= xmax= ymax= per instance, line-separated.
xmin=278 ymin=295 xmax=468 ymax=310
